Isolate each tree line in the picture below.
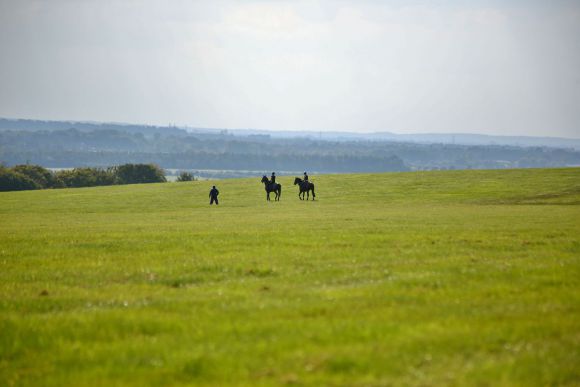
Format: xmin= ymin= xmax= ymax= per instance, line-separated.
xmin=2 ymin=126 xmax=579 ymax=172
xmin=0 ymin=164 xmax=166 ymax=192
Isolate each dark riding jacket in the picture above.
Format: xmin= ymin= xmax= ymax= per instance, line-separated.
xmin=209 ymin=188 xmax=219 ymax=198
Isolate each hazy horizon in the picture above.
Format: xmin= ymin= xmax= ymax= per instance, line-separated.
xmin=1 ymin=0 xmax=579 ymax=138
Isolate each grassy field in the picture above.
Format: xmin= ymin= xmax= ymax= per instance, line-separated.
xmin=1 ymin=168 xmax=579 ymax=386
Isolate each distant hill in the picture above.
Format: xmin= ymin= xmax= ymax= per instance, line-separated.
xmin=1 ymin=117 xmax=579 ymax=149
xmin=0 ymin=117 xmax=187 ymax=137
xmin=1 ymin=117 xmax=579 ymax=173
xmin=226 ymin=128 xmax=580 ymax=150
xmin=368 ymin=132 xmax=580 ymax=150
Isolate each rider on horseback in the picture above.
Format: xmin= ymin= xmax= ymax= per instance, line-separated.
xmin=293 ymin=172 xmax=315 ymax=200
xmin=262 ymin=173 xmax=282 ymax=201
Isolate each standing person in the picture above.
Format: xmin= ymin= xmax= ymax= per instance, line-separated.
xmin=209 ymin=185 xmax=219 ymax=205
xmin=303 ymin=171 xmax=309 ymax=182
xmin=270 ymin=172 xmax=276 ymax=185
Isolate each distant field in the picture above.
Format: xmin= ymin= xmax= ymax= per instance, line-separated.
xmin=1 ymin=168 xmax=579 ymax=386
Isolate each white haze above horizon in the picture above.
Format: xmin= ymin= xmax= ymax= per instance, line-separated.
xmin=0 ymin=0 xmax=579 ymax=138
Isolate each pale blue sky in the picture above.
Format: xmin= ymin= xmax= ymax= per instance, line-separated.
xmin=0 ymin=0 xmax=579 ymax=137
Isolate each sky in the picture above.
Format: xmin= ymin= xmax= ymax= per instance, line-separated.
xmin=0 ymin=0 xmax=579 ymax=138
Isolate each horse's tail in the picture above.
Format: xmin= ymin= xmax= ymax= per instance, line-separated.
xmin=278 ymin=184 xmax=282 ymax=197
xmin=311 ymin=183 xmax=315 ymax=198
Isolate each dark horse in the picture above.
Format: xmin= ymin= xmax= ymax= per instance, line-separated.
xmin=261 ymin=175 xmax=282 ymax=201
xmin=294 ymin=177 xmax=315 ymax=200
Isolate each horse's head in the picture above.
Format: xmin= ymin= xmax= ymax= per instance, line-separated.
xmin=261 ymin=175 xmax=268 ymax=184
xmin=293 ymin=177 xmax=301 ymax=185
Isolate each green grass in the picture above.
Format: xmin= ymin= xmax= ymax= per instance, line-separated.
xmin=1 ymin=168 xmax=579 ymax=386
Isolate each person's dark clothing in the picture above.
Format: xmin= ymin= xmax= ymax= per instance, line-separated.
xmin=304 ymin=173 xmax=309 ymax=182
xmin=209 ymin=187 xmax=219 ymax=205
xmin=271 ymin=174 xmax=276 ymax=184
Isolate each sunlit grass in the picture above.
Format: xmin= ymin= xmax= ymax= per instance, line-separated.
xmin=1 ymin=168 xmax=579 ymax=386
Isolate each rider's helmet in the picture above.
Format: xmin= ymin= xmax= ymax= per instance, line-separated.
xmin=272 ymin=172 xmax=275 ymax=175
